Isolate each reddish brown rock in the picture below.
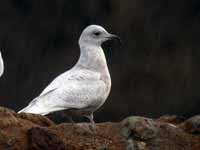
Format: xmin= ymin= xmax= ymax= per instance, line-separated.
xmin=17 ymin=112 xmax=55 ymax=127
xmin=28 ymin=127 xmax=66 ymax=150
xmin=0 ymin=107 xmax=37 ymax=150
xmin=0 ymin=107 xmax=199 ymax=150
xmin=0 ymin=107 xmax=19 ymax=128
xmin=0 ymin=107 xmax=54 ymax=150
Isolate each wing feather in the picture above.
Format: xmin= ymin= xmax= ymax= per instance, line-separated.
xmin=18 ymin=69 xmax=105 ymax=115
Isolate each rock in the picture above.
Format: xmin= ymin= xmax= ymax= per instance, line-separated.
xmin=0 ymin=107 xmax=19 ymax=128
xmin=0 ymin=107 xmax=36 ymax=150
xmin=0 ymin=107 xmax=54 ymax=150
xmin=120 ymin=116 xmax=158 ymax=140
xmin=0 ymin=107 xmax=199 ymax=149
xmin=120 ymin=116 xmax=200 ymax=150
xmin=179 ymin=115 xmax=200 ymax=134
xmin=49 ymin=122 xmax=126 ymax=149
xmin=28 ymin=127 xmax=66 ymax=150
xmin=156 ymin=115 xmax=185 ymax=125
xmin=17 ymin=112 xmax=55 ymax=127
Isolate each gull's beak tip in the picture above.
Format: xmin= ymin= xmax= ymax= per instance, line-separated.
xmin=109 ymin=34 xmax=122 ymax=45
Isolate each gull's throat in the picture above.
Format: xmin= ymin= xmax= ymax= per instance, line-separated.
xmin=77 ymin=45 xmax=108 ymax=71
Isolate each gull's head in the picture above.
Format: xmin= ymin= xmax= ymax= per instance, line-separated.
xmin=79 ymin=25 xmax=120 ymax=47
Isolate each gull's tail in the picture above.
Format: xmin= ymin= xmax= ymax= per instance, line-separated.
xmin=18 ymin=88 xmax=66 ymax=115
xmin=18 ymin=99 xmax=48 ymax=115
xmin=18 ymin=89 xmax=56 ymax=115
xmin=18 ymin=107 xmax=49 ymax=116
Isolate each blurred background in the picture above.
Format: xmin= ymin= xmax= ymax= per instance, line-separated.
xmin=0 ymin=0 xmax=199 ymax=122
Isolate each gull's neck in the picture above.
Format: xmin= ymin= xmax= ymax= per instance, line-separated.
xmin=77 ymin=44 xmax=107 ymax=69
xmin=75 ymin=43 xmax=111 ymax=91
xmin=76 ymin=44 xmax=110 ymax=76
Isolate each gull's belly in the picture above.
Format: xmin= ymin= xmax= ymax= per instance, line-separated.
xmin=67 ymin=97 xmax=107 ymax=117
xmin=86 ymin=97 xmax=106 ymax=112
xmin=75 ymin=82 xmax=110 ymax=115
xmin=85 ymin=87 xmax=109 ymax=112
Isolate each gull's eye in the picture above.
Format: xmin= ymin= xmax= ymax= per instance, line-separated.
xmin=94 ymin=31 xmax=101 ymax=36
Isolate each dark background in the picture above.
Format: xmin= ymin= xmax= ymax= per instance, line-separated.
xmin=0 ymin=0 xmax=199 ymax=122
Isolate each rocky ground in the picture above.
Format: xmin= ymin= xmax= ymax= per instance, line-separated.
xmin=0 ymin=107 xmax=199 ymax=150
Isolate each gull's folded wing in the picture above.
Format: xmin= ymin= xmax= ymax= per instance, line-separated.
xmin=18 ymin=69 xmax=104 ymax=115
xmin=18 ymin=80 xmax=106 ymax=115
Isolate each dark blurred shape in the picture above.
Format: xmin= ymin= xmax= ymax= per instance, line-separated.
xmin=0 ymin=0 xmax=199 ymax=122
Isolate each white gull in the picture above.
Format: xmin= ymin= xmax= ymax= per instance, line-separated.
xmin=0 ymin=51 xmax=4 ymax=77
xmin=18 ymin=25 xmax=120 ymax=129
